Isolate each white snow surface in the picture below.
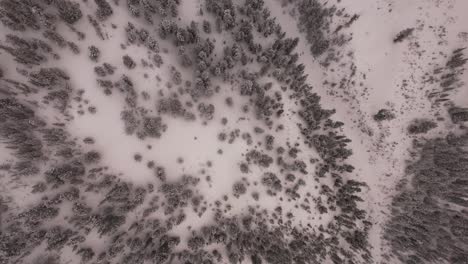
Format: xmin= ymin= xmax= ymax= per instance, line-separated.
xmin=0 ymin=0 xmax=467 ymax=263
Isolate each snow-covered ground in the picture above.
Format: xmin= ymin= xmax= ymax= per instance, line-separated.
xmin=0 ymin=0 xmax=467 ymax=263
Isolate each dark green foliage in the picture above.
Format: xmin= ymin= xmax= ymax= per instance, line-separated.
xmin=187 ymin=236 xmax=205 ymax=250
xmin=449 ymin=107 xmax=468 ymax=123
xmin=33 ymin=255 xmax=61 ymax=264
xmin=384 ymin=133 xmax=468 ymax=263
xmin=0 ymin=1 xmax=375 ymax=263
xmin=336 ymin=180 xmax=366 ymax=215
xmin=261 ymin=172 xmax=282 ymax=192
xmin=43 ymin=30 xmax=66 ymax=47
xmin=127 ymin=0 xmax=180 ymax=19
xmin=205 ymin=0 xmax=236 ymax=30
xmin=446 ymin=48 xmax=467 ymax=69
xmin=0 ymin=98 xmax=34 ymax=121
xmin=298 ymin=92 xmax=335 ymax=131
xmin=94 ymin=66 xmax=107 ymax=77
xmin=312 ymin=133 xmax=353 ymax=163
xmin=159 ymin=19 xmax=178 ymax=39
xmin=158 ymin=97 xmax=195 ymax=120
xmin=407 ymin=119 xmax=437 ymax=134
xmin=202 ymin=20 xmax=211 ymax=33
xmin=123 ymin=55 xmax=136 ymax=69
xmin=95 ymin=0 xmax=113 ymax=20
xmin=101 ymin=183 xmax=147 ymax=213
xmin=170 ymin=66 xmax=182 ymax=84
xmin=196 ymin=215 xmax=333 ymax=264
xmin=84 ymin=150 xmax=101 ymax=163
xmin=232 ymin=181 xmax=247 ymax=197
xmin=373 ymin=109 xmax=395 ymax=121
xmin=29 ymin=67 xmax=69 ymax=87
xmin=88 ymin=46 xmax=100 ymax=62
xmin=77 ymin=247 xmax=95 ymax=262
xmin=121 ymin=110 xmax=139 ymax=134
xmin=0 ymin=98 xmax=44 ymax=161
xmin=115 ymin=75 xmax=137 ymax=106
xmin=265 ymin=134 xmax=274 ymax=150
xmin=103 ymin=63 xmax=115 ymax=74
xmin=142 ymin=116 xmax=166 ymax=138
xmin=56 ymin=0 xmax=82 ymax=24
xmin=393 ymin=28 xmax=414 ymax=43
xmin=22 ymin=203 xmax=60 ymax=226
xmin=42 ymin=128 xmax=67 ymax=146
xmin=12 ymin=160 xmax=39 ymax=176
xmin=246 ymin=150 xmax=273 ymax=168
xmin=46 ymin=226 xmax=74 ymax=250
xmin=97 ymin=213 xmax=126 ymax=236
xmin=0 ymin=35 xmax=52 ymax=65
xmin=296 ymin=0 xmax=333 ymax=56
xmin=160 ymin=176 xmax=198 ymax=214
xmin=0 ymin=0 xmax=42 ymax=31
xmin=174 ymin=22 xmax=200 ymax=46
xmin=126 ymin=22 xmax=160 ymax=52
xmin=431 ymin=48 xmax=467 ymax=104
xmin=198 ymin=103 xmax=215 ymax=120
xmin=0 ymin=225 xmax=47 ymax=259
xmin=45 ymin=161 xmax=86 ymax=187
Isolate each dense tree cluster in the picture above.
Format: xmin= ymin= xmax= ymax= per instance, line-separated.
xmin=95 ymin=0 xmax=113 ymax=20
xmin=373 ymin=109 xmax=395 ymax=121
xmin=384 ymin=133 xmax=468 ymax=263
xmin=56 ymin=0 xmax=82 ymax=24
xmin=126 ymin=22 xmax=161 ymax=54
xmin=0 ymin=0 xmax=376 ymax=263
xmin=407 ymin=119 xmax=438 ymax=134
xmin=449 ymin=107 xmax=468 ymax=123
xmin=246 ymin=149 xmax=274 ymax=168
xmin=205 ymin=0 xmax=236 ymax=30
xmin=45 ymin=161 xmax=86 ymax=187
xmin=0 ymin=0 xmax=43 ymax=31
xmin=296 ymin=0 xmax=334 ymax=56
xmin=429 ymin=48 xmax=467 ymax=105
xmin=127 ymin=0 xmax=180 ymax=22
xmin=446 ymin=48 xmax=467 ymax=69
xmin=160 ymin=176 xmax=199 ymax=214
xmin=0 ymin=98 xmax=44 ymax=179
xmin=88 ymin=46 xmax=100 ymax=62
xmin=158 ymin=97 xmax=196 ymax=120
xmin=121 ymin=109 xmax=167 ymax=139
xmin=0 ymin=35 xmax=53 ymax=66
xmin=0 ymin=0 xmax=82 ymax=31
